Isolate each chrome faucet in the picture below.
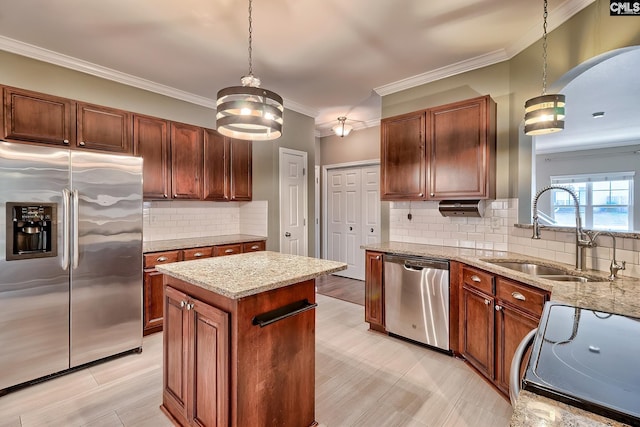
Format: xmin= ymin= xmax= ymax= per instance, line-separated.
xmin=591 ymin=231 xmax=626 ymax=280
xmin=532 ymin=185 xmax=594 ymax=271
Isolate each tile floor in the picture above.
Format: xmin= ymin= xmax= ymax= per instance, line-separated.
xmin=0 ymin=294 xmax=512 ymax=427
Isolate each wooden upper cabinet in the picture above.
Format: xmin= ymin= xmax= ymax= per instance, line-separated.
xmin=229 ymin=138 xmax=252 ymax=201
xmin=134 ymin=115 xmax=171 ymax=200
xmin=76 ymin=102 xmax=132 ymax=153
xmin=380 ymin=111 xmax=426 ymax=200
xmin=203 ymin=130 xmax=252 ymax=202
xmin=170 ymin=122 xmax=203 ymax=200
xmin=380 ymin=95 xmax=496 ymax=201
xmin=427 ymin=95 xmax=496 ymax=200
xmin=203 ymin=128 xmax=229 ymax=201
xmin=3 ymin=86 xmax=74 ymax=146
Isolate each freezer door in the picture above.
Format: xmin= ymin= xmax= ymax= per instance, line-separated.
xmin=70 ymin=151 xmax=143 ymax=367
xmin=0 ymin=141 xmax=70 ymax=390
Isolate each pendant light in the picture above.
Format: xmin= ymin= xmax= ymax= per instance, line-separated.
xmin=524 ymin=0 xmax=565 ymax=136
xmin=332 ymin=117 xmax=353 ymax=137
xmin=216 ymin=0 xmax=283 ymax=141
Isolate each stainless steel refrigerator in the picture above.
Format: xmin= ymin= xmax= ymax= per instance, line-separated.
xmin=0 ymin=140 xmax=143 ymax=392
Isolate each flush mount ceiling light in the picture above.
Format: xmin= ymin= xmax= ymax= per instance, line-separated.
xmin=332 ymin=117 xmax=353 ymax=137
xmin=524 ymin=0 xmax=565 ymax=136
xmin=216 ymin=0 xmax=283 ymax=141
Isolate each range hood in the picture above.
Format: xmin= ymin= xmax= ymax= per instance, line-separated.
xmin=438 ymin=200 xmax=485 ymax=217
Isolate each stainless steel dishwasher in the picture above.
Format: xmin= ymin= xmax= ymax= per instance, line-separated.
xmin=384 ymin=254 xmax=450 ymax=352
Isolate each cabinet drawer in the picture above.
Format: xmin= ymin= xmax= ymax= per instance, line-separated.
xmin=183 ymin=247 xmax=213 ymax=260
xmin=242 ymin=241 xmax=265 ymax=252
xmin=144 ymin=250 xmax=181 ymax=268
xmin=496 ymin=278 xmax=548 ymax=316
xmin=214 ymin=244 xmax=242 ymax=257
xmin=462 ymin=266 xmax=494 ymax=295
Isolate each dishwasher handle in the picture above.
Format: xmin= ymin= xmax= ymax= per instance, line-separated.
xmin=384 ymin=253 xmax=449 ymax=271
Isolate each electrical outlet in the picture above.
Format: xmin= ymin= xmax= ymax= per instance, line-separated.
xmin=490 ymin=217 xmax=501 ymax=230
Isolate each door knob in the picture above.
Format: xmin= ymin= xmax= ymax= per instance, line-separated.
xmin=349 ymin=226 xmax=353 ymax=231
xmin=285 ymin=232 xmax=291 ymax=237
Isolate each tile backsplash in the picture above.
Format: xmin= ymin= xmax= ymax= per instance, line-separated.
xmin=143 ymin=200 xmax=267 ymax=241
xmin=389 ymin=199 xmax=640 ymax=279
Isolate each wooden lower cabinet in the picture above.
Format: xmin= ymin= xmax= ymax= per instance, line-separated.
xmin=163 ymin=286 xmax=229 ymax=427
xmin=144 ymin=241 xmax=265 ymax=335
xmin=459 ymin=265 xmax=549 ymax=397
xmin=144 ymin=250 xmax=182 ymax=335
xmin=364 ymin=251 xmax=384 ymax=332
xmin=161 ymin=276 xmax=317 ymax=427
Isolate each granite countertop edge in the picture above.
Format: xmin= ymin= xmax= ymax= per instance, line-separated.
xmin=155 ymin=251 xmax=347 ymax=300
xmin=143 ymin=234 xmax=267 ymax=253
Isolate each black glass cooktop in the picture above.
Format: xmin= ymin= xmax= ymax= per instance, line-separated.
xmin=523 ymin=302 xmax=640 ymax=425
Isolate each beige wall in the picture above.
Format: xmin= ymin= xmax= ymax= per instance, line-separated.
xmin=0 ymin=49 xmax=316 ymax=253
xmin=320 ymin=126 xmax=380 ymax=166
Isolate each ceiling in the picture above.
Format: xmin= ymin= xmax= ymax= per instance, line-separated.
xmin=0 ymin=0 xmax=594 ymax=137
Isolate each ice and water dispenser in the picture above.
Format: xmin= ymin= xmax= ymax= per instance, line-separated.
xmin=5 ymin=203 xmax=57 ymax=260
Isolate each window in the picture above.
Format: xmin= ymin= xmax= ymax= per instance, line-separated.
xmin=550 ymin=172 xmax=634 ymax=231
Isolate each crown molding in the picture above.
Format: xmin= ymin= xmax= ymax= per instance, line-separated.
xmin=374 ymin=0 xmax=595 ymax=97
xmin=374 ymin=49 xmax=509 ymax=96
xmin=0 ymin=34 xmax=316 ymax=117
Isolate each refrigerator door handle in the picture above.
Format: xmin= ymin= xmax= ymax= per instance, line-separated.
xmin=62 ymin=188 xmax=71 ymax=270
xmin=72 ymin=189 xmax=79 ymax=269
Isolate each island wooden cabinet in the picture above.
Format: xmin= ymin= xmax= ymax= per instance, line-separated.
xmin=133 ymin=114 xmax=171 ymax=199
xmin=203 ymin=129 xmax=252 ymax=202
xmin=459 ymin=264 xmax=549 ymax=397
xmin=3 ymin=86 xmax=74 ymax=147
xmin=163 ymin=285 xmax=229 ymax=427
xmin=161 ymin=275 xmax=317 ymax=427
xmin=380 ymin=95 xmax=496 ymax=201
xmin=76 ymin=102 xmax=132 ymax=153
xmin=364 ymin=250 xmax=385 ymax=332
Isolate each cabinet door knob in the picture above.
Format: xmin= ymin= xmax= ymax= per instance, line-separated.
xmin=484 ymin=299 xmax=491 ymax=305
xmin=374 ymin=255 xmax=381 ymax=260
xmin=173 ymin=194 xmax=177 ymax=198
xmin=157 ymin=256 xmax=168 ymax=262
xmin=430 ymin=193 xmax=435 ymax=197
xmin=63 ymin=139 xmax=70 ymax=144
xmin=511 ymin=292 xmax=526 ymax=301
xmin=180 ymin=300 xmax=186 ymax=308
xmin=163 ymin=194 xmax=168 ymax=199
xmin=471 ymin=275 xmax=481 ymax=283
xmin=418 ymin=193 xmax=423 ymax=197
xmin=495 ymin=304 xmax=503 ymax=311
xmin=79 ymin=141 xmax=86 ymax=146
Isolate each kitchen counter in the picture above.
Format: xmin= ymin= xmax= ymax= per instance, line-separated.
xmin=157 ymin=251 xmax=346 ymax=427
xmin=362 ymin=241 xmax=639 ymax=427
xmin=156 ymin=250 xmax=347 ymax=299
xmin=142 ymin=234 xmax=266 ymax=253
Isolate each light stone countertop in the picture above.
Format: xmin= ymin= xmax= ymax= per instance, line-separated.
xmin=155 ymin=251 xmax=347 ymax=299
xmin=143 ymin=234 xmax=266 ymax=253
xmin=362 ymin=241 xmax=640 ymax=427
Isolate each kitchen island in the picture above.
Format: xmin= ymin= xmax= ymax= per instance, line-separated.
xmin=155 ymin=251 xmax=346 ymax=427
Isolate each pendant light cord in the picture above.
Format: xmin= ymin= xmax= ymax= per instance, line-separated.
xmin=247 ymin=0 xmax=253 ymax=77
xmin=541 ymin=0 xmax=548 ymax=95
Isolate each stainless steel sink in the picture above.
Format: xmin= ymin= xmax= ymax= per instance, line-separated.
xmin=485 ymin=260 xmax=599 ymax=282
xmin=486 ymin=261 xmax=566 ymax=276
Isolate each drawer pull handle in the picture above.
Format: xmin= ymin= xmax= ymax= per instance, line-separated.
xmin=512 ymin=292 xmax=526 ymax=301
xmin=471 ymin=275 xmax=481 ymax=283
xmin=225 ymin=249 xmax=234 ymax=254
xmin=157 ymin=256 xmax=168 ymax=262
xmin=194 ymin=252 xmax=203 ymax=257
xmin=250 ymin=245 xmax=259 ymax=250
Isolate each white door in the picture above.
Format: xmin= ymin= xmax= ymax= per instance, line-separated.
xmin=279 ymin=148 xmax=308 ymax=256
xmin=325 ymin=163 xmax=380 ymax=280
